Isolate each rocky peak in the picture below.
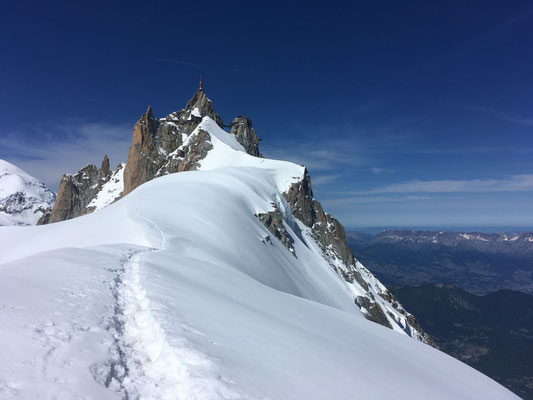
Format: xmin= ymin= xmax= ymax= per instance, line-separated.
xmin=229 ymin=116 xmax=262 ymax=157
xmin=37 ymin=158 xmax=116 ymax=225
xmin=41 ymin=89 xmax=228 ymax=223
xmin=122 ymin=90 xmax=224 ymax=196
xmin=184 ymin=89 xmax=223 ymax=128
xmin=0 ymin=160 xmax=56 ymax=226
xmin=100 ymin=154 xmax=110 ymax=178
xmin=122 ymin=106 xmax=162 ymax=196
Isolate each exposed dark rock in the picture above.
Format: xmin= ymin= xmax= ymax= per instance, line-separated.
xmin=283 ymin=169 xmax=316 ymax=227
xmin=38 ymin=158 xmax=115 ymax=224
xmin=229 ymin=116 xmax=262 ymax=157
xmin=122 ymin=106 xmax=161 ymax=196
xmin=36 ymin=207 xmax=51 ymax=225
xmin=100 ymin=154 xmax=110 ymax=178
xmin=283 ymin=169 xmax=355 ymax=267
xmin=257 ymin=206 xmax=295 ymax=255
xmin=405 ymin=314 xmax=437 ymax=347
xmin=185 ymin=88 xmax=223 ymax=128
xmin=40 ymin=89 xmax=223 ymax=224
xmin=39 ymin=164 xmax=100 ymax=224
xmin=356 ymin=296 xmax=392 ymax=328
xmin=353 ymin=270 xmax=370 ymax=292
xmin=158 ymin=129 xmax=213 ymax=176
xmin=281 ymin=168 xmax=437 ymax=345
xmin=123 ymin=90 xmax=223 ymax=196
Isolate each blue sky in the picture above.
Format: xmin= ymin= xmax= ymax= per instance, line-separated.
xmin=1 ymin=1 xmax=532 ymax=227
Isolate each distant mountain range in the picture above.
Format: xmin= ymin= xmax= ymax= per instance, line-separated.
xmin=391 ymin=284 xmax=533 ymax=400
xmin=0 ymin=160 xmax=56 ymax=226
xmin=347 ymin=229 xmax=533 ymax=294
xmin=346 ymin=229 xmax=533 ymax=399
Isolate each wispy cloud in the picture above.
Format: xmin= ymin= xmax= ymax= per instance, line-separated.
xmin=368 ymin=167 xmax=393 ymax=174
xmin=463 ymin=105 xmax=533 ymax=127
xmin=261 ymin=117 xmax=420 ymax=173
xmin=155 ymin=58 xmax=205 ymax=69
xmin=225 ymin=66 xmax=256 ymax=74
xmin=416 ymin=145 xmax=533 ymax=155
xmin=324 ymin=195 xmax=430 ymax=206
xmin=361 ymin=175 xmax=533 ymax=194
xmin=263 ymin=139 xmax=372 ymax=171
xmin=0 ymin=121 xmax=131 ymax=189
xmin=436 ymin=7 xmax=533 ymax=66
xmin=310 ymin=173 xmax=345 ymax=186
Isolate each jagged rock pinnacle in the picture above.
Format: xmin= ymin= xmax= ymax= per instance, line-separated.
xmin=101 ymin=155 xmax=110 ymax=178
xmin=185 ymin=89 xmax=223 ymax=128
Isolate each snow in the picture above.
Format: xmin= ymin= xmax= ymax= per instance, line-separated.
xmin=197 ymin=117 xmax=304 ymax=193
xmin=87 ymin=163 xmax=125 ymax=211
xmin=191 ymin=107 xmax=201 ymax=118
xmin=0 ymin=159 xmax=55 ymax=226
xmin=0 ymin=118 xmax=519 ymax=399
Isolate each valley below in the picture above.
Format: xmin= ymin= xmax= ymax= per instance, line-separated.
xmin=348 ymin=229 xmax=533 ymax=399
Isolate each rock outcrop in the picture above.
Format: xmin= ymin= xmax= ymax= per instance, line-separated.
xmin=100 ymin=154 xmax=110 ymax=178
xmin=282 ymin=169 xmax=434 ymax=344
xmin=37 ymin=156 xmax=114 ymax=225
xmin=229 ymin=116 xmax=262 ymax=157
xmin=122 ymin=106 xmax=161 ymax=195
xmin=122 ymin=89 xmax=226 ymax=196
xmin=184 ymin=88 xmax=223 ymax=128
xmin=356 ymin=296 xmax=392 ymax=328
xmin=257 ymin=206 xmax=295 ymax=255
xmin=284 ymin=169 xmax=354 ymax=267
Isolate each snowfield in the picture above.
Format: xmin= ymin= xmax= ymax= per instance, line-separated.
xmin=0 ymin=117 xmax=519 ymax=399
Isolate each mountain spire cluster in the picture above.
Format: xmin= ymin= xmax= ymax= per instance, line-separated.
xmin=36 ymin=88 xmax=433 ymax=344
xmin=38 ymin=88 xmax=260 ymax=223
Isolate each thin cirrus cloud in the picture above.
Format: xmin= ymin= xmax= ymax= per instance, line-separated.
xmin=0 ymin=122 xmax=131 ymax=190
xmin=323 ymin=195 xmax=431 ymax=206
xmin=463 ymin=104 xmax=533 ymax=127
xmin=360 ymin=175 xmax=533 ymax=194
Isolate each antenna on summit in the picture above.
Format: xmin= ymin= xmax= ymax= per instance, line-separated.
xmin=199 ymin=76 xmax=203 ymax=90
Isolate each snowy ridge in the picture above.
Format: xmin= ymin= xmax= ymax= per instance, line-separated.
xmin=0 ymin=111 xmax=520 ymax=398
xmin=0 ymin=159 xmax=55 ymax=226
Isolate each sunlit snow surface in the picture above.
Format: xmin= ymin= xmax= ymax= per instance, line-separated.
xmin=87 ymin=163 xmax=125 ymax=211
xmin=0 ymin=118 xmax=519 ymax=399
xmin=0 ymin=159 xmax=55 ymax=226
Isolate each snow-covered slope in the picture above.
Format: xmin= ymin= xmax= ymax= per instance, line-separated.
xmin=0 ymin=117 xmax=518 ymax=399
xmin=86 ymin=162 xmax=125 ymax=211
xmin=0 ymin=159 xmax=55 ymax=226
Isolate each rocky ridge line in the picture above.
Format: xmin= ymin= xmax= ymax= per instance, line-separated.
xmin=282 ymin=170 xmax=435 ymax=345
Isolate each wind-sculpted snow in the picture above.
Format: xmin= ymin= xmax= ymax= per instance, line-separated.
xmin=0 ymin=117 xmax=520 ymax=399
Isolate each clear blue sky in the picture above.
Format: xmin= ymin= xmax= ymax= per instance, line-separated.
xmin=1 ymin=1 xmax=532 ymax=227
